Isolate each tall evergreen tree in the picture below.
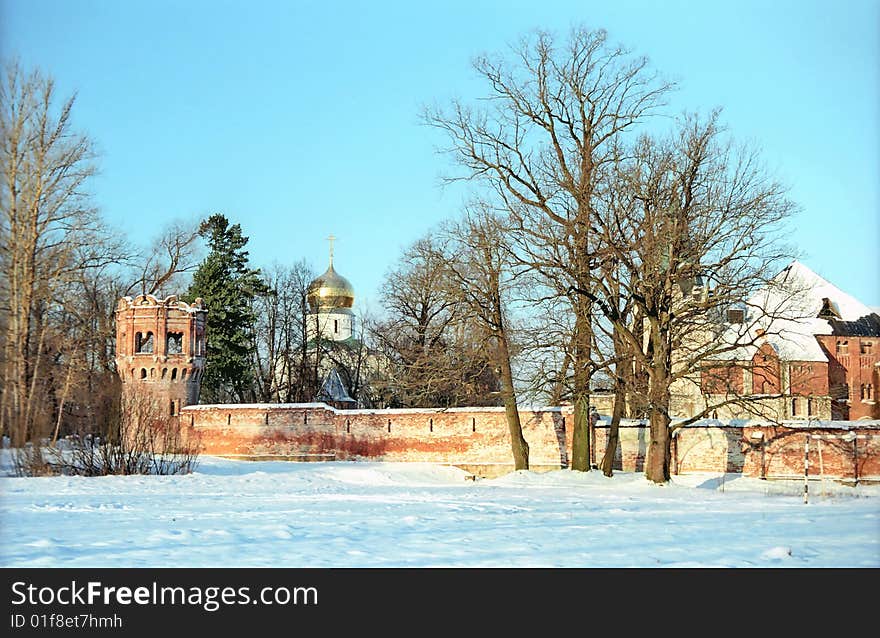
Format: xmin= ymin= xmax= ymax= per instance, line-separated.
xmin=185 ymin=214 xmax=267 ymax=402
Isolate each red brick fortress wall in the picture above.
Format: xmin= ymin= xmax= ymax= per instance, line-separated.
xmin=182 ymin=403 xmax=573 ymax=469
xmin=180 ymin=403 xmax=880 ymax=480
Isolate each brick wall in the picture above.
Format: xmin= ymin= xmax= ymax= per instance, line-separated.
xmin=182 ymin=404 xmax=573 ymax=468
xmin=815 ymin=334 xmax=880 ymax=419
xmin=180 ymin=403 xmax=880 ymax=480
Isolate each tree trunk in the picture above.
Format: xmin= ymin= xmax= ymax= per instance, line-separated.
xmin=645 ymin=341 xmax=672 ymax=483
xmin=570 ymin=303 xmax=592 ymax=471
xmin=601 ymin=382 xmax=625 ymax=476
xmin=645 ymin=399 xmax=671 ymax=483
xmin=601 ymin=313 xmax=629 ymax=476
xmin=497 ymin=332 xmax=529 ymax=470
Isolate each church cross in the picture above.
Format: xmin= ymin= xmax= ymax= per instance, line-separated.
xmin=327 ymin=234 xmax=336 ymax=266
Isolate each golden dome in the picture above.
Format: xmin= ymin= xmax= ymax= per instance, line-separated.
xmin=306 ymin=264 xmax=355 ymax=311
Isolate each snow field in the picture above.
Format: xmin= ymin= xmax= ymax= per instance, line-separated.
xmin=1 ymin=455 xmax=878 ymax=568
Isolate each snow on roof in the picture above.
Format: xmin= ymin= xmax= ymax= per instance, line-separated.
xmin=318 ymin=368 xmax=355 ymax=404
xmin=715 ymin=261 xmax=879 ymax=362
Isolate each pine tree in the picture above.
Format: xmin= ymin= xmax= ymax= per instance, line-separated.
xmin=185 ymin=214 xmax=267 ymax=402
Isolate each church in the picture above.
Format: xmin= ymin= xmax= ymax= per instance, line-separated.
xmin=304 ymin=239 xmax=361 ymax=408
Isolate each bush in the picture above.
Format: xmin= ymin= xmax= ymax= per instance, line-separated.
xmin=10 ymin=394 xmax=201 ymax=477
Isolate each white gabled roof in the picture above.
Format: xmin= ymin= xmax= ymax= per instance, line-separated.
xmin=716 ymin=261 xmax=878 ymax=362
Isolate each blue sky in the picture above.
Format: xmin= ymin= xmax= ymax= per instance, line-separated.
xmin=2 ymin=0 xmax=878 ymax=309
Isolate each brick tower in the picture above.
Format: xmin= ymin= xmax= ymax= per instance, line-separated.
xmin=115 ymin=294 xmax=207 ymax=416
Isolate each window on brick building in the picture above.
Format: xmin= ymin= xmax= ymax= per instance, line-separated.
xmin=807 ymin=398 xmax=813 ymax=416
xmin=135 ymin=331 xmax=154 ymax=354
xmin=867 ymin=384 xmax=875 ymax=401
xmin=334 ymin=319 xmax=338 ymax=334
xmin=836 ymin=340 xmax=848 ymax=355
xmin=166 ymin=332 xmax=183 ymax=354
xmin=861 ymin=341 xmax=873 ymax=355
xmin=791 ymin=397 xmax=798 ymax=416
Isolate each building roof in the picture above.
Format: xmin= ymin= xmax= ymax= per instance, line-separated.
xmin=716 ymin=261 xmax=880 ymax=362
xmin=317 ymin=368 xmax=355 ymax=404
xmin=306 ymin=263 xmax=355 ymax=311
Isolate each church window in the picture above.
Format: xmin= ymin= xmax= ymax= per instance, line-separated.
xmin=166 ymin=332 xmax=183 ymax=354
xmin=140 ymin=368 xmax=147 ymax=380
xmin=861 ymin=342 xmax=873 ymax=355
xmin=171 ymin=368 xmax=177 ymax=381
xmin=791 ymin=398 xmax=798 ymax=416
xmin=807 ymin=398 xmax=813 ymax=416
xmin=170 ymin=400 xmax=177 ymax=416
xmin=136 ymin=332 xmax=154 ymax=354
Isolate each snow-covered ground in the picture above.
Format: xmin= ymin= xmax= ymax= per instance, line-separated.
xmin=1 ymin=455 xmax=878 ymax=568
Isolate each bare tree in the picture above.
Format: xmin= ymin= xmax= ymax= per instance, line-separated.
xmin=371 ymin=234 xmax=501 ymax=408
xmin=0 ymin=61 xmax=113 ymax=446
xmin=442 ymin=205 xmax=530 ymax=469
xmin=579 ymin=112 xmax=798 ymax=483
xmin=425 ymin=26 xmax=674 ymax=471
xmin=127 ymin=218 xmax=203 ymax=297
xmin=251 ymin=261 xmax=316 ymax=402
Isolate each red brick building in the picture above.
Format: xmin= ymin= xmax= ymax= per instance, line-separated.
xmin=115 ymin=294 xmax=207 ymax=416
xmin=700 ymin=262 xmax=879 ymax=421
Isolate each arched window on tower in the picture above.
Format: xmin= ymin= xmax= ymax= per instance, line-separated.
xmin=166 ymin=332 xmax=183 ymax=355
xmin=136 ymin=332 xmax=154 ymax=354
